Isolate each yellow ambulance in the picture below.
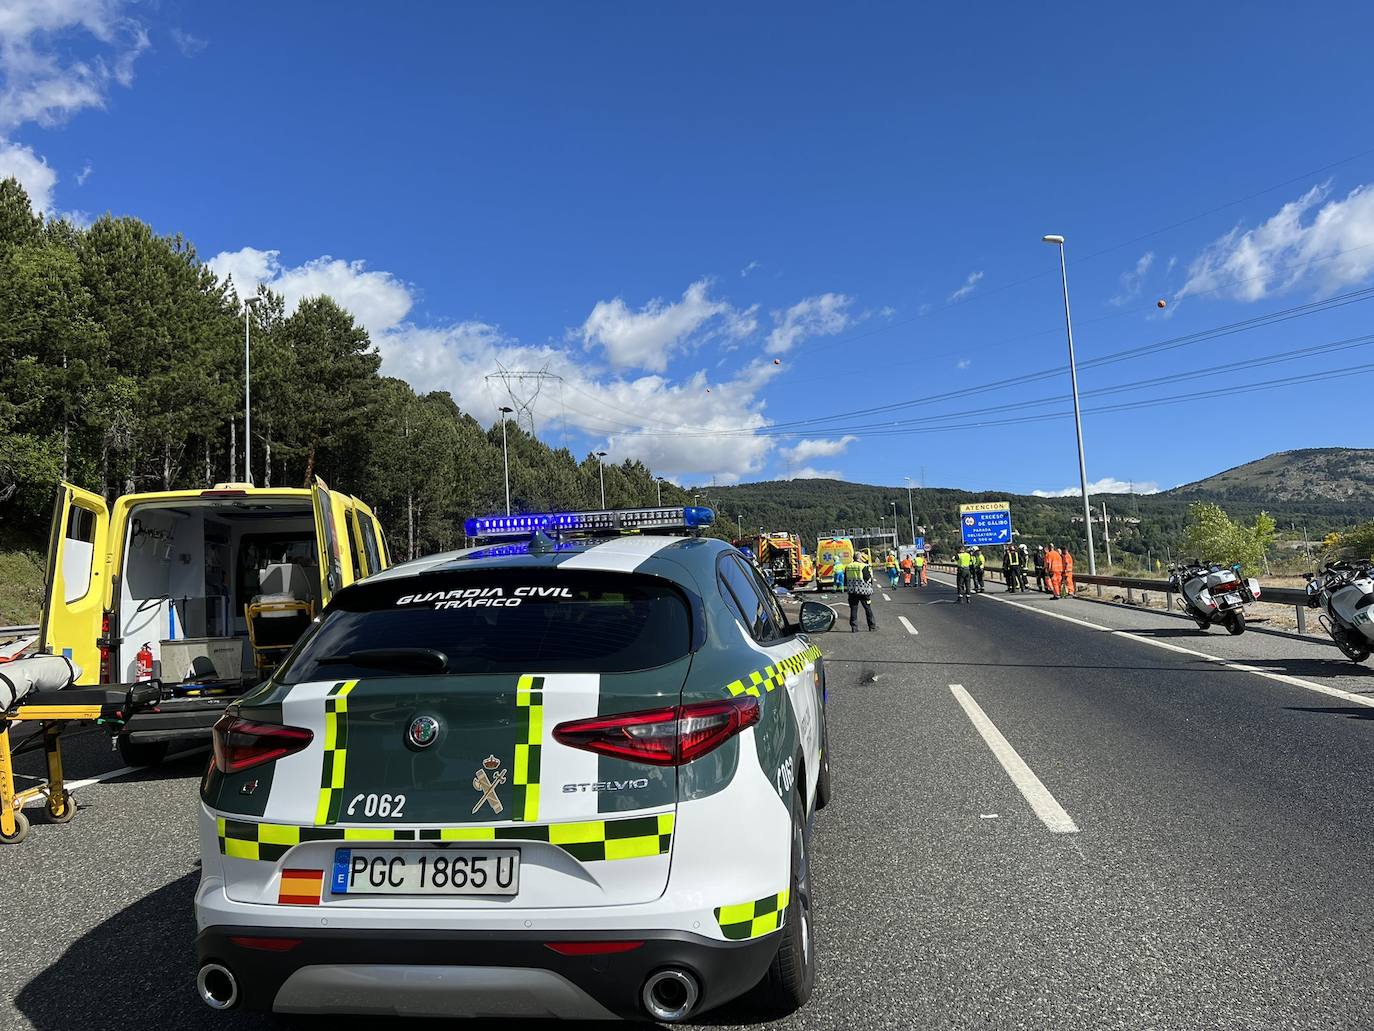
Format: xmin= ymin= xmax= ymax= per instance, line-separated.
xmin=39 ymin=478 xmax=388 ymax=764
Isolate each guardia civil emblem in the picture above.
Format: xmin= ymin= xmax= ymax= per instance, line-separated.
xmin=472 ymin=754 xmax=507 ymax=815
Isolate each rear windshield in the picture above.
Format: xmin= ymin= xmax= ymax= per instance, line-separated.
xmin=278 ymin=569 xmax=692 ymax=680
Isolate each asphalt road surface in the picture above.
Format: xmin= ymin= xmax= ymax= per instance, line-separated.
xmin=3 ymin=575 xmax=1372 ymax=1030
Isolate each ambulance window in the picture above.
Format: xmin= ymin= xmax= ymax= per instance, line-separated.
xmin=62 ymin=505 xmax=97 ymax=602
xmin=346 ymin=510 xmax=367 ymax=581
xmin=357 ymin=515 xmax=382 ymax=577
xmin=316 ymin=487 xmax=343 ymax=595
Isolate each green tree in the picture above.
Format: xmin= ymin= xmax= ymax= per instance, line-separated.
xmin=1182 ymin=502 xmax=1274 ymax=575
xmin=1325 ymin=520 xmax=1374 ymax=562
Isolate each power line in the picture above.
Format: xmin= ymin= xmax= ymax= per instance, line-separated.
xmin=614 ymin=285 xmax=1374 ymax=438
xmin=552 ymin=247 xmax=1374 ymax=438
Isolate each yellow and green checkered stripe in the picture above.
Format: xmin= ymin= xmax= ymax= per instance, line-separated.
xmin=217 ymin=811 xmax=675 ymax=864
xmin=513 ymin=675 xmax=543 ymax=822
xmin=724 ymin=644 xmax=822 ymax=698
xmin=715 ymin=889 xmax=790 ymax=940
xmin=314 ymin=679 xmax=357 ymax=825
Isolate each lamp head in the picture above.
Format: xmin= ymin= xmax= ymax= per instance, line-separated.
xmin=1042 ymin=234 xmax=1065 ymax=245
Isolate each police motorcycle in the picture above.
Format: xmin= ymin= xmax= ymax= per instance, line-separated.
xmin=1304 ymin=560 xmax=1374 ymax=663
xmin=1167 ymin=559 xmax=1261 ymax=635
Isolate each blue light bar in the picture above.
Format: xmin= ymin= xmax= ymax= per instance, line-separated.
xmin=464 ymin=506 xmax=715 ymax=540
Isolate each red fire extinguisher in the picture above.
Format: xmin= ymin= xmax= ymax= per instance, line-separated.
xmin=136 ymin=642 xmax=154 ymax=682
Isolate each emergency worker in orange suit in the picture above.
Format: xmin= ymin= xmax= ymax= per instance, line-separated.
xmin=1044 ymin=544 xmax=1064 ymax=600
xmin=1062 ymin=547 xmax=1076 ymax=598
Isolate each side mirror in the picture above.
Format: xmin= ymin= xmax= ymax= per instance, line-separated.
xmin=798 ymin=600 xmax=836 ymax=634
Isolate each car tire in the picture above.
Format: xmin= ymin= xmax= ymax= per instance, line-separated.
xmin=117 ymin=735 xmax=169 ymax=768
xmin=752 ymin=789 xmax=815 ymax=1017
xmin=1335 ymin=631 xmax=1372 ymax=663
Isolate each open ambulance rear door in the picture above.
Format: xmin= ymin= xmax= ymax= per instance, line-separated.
xmin=39 ymin=483 xmax=110 ymax=685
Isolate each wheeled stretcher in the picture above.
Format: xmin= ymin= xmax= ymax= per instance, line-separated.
xmin=1 ymin=655 xmax=161 ymax=845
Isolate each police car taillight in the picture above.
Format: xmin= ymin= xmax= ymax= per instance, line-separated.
xmin=212 ymin=713 xmax=314 ymax=774
xmin=552 ymin=696 xmax=759 ymax=766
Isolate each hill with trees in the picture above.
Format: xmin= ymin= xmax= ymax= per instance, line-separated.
xmin=699 ymin=470 xmax=1371 ymax=568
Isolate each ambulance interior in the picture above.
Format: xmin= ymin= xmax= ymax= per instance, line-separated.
xmin=115 ymin=498 xmax=321 ymax=683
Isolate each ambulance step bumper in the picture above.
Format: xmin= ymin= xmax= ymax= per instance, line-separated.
xmin=196 ymin=926 xmax=778 ymax=1019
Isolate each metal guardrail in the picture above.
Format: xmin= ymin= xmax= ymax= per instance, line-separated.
xmin=930 ymin=564 xmax=1315 ymax=632
xmin=0 ymin=625 xmax=39 ymax=638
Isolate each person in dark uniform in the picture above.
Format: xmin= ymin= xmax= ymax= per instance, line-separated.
xmin=844 ymin=554 xmax=878 ymax=631
xmin=1033 ymin=545 xmax=1048 ymax=592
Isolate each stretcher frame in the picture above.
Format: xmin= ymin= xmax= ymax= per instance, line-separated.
xmin=1 ymin=683 xmax=160 ymax=845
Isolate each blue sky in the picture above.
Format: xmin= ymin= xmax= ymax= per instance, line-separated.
xmin=4 ymin=1 xmax=1373 ymax=494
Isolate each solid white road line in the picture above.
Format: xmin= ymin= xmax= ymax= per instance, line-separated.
xmin=23 ymin=747 xmax=207 ymax=806
xmin=950 ymin=683 xmax=1079 ymax=834
xmin=984 ymin=592 xmax=1374 ymax=710
xmin=898 ymin=615 xmax=919 ymax=635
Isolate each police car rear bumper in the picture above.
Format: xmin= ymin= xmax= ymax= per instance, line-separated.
xmin=196 ymin=925 xmax=778 ymax=1019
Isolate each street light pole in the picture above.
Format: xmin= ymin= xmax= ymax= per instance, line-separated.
xmin=904 ymin=477 xmax=917 ymax=546
xmin=1042 ymin=234 xmax=1097 ymax=574
xmin=891 ymin=502 xmax=898 ymax=549
xmin=656 ymin=478 xmax=662 ymax=506
xmin=596 ymin=451 xmax=608 ymax=508
xmin=498 ymin=406 xmax=514 ymax=515
xmin=243 ymin=296 xmax=263 ymax=484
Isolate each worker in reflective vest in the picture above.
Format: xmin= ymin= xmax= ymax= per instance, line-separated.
xmin=1004 ymin=545 xmax=1022 ymax=592
xmin=1044 ymin=544 xmax=1064 ymax=600
xmin=1033 ymin=546 xmax=1048 ymax=592
xmin=955 ymin=546 xmax=973 ymax=600
xmin=1062 ymin=548 xmax=1076 ymax=598
xmin=971 ymin=547 xmax=986 ymax=593
xmin=915 ymin=551 xmax=927 ymax=587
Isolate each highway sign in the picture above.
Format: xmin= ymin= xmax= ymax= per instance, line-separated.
xmin=914 ymin=536 xmax=925 ymax=552
xmin=959 ymin=502 xmax=1013 ymax=546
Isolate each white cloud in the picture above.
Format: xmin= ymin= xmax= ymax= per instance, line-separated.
xmin=784 ymin=436 xmax=857 ymax=464
xmin=206 ymin=247 xmax=414 ymax=335
xmin=955 ymin=358 xmax=971 ymax=370
xmin=0 ymin=137 xmax=56 ymax=211
xmin=765 ymin=292 xmax=853 ymax=354
xmin=0 ymin=1 xmax=147 ymax=215
xmin=0 ymin=0 xmax=149 ymax=131
xmin=579 ymin=279 xmax=748 ymax=373
xmin=379 ymin=320 xmax=783 ymax=482
xmin=1111 ymin=251 xmax=1154 ymax=305
xmin=169 ymin=27 xmax=207 ymax=57
xmin=740 ymin=260 xmax=760 ymax=278
xmin=1032 ymin=477 xmax=1160 ymax=498
xmin=206 ymin=249 xmax=864 ymax=481
xmin=1180 ymin=181 xmax=1374 ymax=301
xmin=947 ymin=270 xmax=983 ymax=302
xmin=75 ymin=160 xmax=92 ymax=185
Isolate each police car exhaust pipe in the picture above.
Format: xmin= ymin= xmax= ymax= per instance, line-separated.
xmin=197 ymin=963 xmax=239 ymax=1010
xmin=641 ymin=968 xmax=700 ymax=1022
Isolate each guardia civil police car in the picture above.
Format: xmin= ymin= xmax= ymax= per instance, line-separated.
xmin=195 ymin=505 xmax=836 ymax=1022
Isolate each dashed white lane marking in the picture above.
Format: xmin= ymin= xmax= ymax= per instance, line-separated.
xmin=882 ymin=593 xmax=891 ymax=602
xmin=950 ymin=683 xmax=1079 ymax=834
xmin=984 ymin=591 xmax=1374 ymax=710
xmin=898 ymin=615 xmax=919 ymax=635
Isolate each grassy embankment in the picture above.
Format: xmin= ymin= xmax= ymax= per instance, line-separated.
xmin=0 ymin=528 xmax=45 ymax=625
